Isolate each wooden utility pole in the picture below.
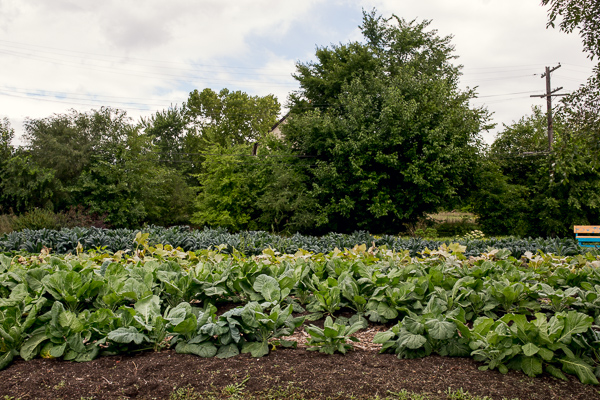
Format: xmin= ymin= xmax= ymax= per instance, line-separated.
xmin=530 ymin=64 xmax=567 ymax=151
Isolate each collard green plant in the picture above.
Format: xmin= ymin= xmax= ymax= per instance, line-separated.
xmin=305 ymin=316 xmax=363 ymax=355
xmin=456 ymin=311 xmax=598 ymax=384
xmin=240 ymin=302 xmax=304 ymax=357
xmin=0 ymin=298 xmax=46 ymax=369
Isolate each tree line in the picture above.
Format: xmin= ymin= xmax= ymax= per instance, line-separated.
xmin=1 ymin=6 xmax=598 ymax=237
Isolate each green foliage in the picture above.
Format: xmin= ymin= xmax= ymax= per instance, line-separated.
xmin=185 ymin=88 xmax=280 ymax=149
xmin=192 ymin=144 xmax=265 ymax=230
xmin=475 ymin=107 xmax=600 ymax=237
xmin=24 ymin=107 xmax=131 ymax=186
xmin=241 ymin=302 xmax=303 ymax=357
xmin=9 ymin=107 xmax=196 ymax=228
xmin=72 ymin=125 xmax=194 ymax=228
xmin=0 ymin=155 xmax=60 ymax=214
xmin=542 ymin=0 xmax=600 ymax=59
xmin=284 ymin=10 xmax=489 ymax=233
xmin=305 ymin=316 xmax=364 ymax=354
xmin=0 ymin=118 xmax=15 ymax=214
xmin=0 ymin=226 xmax=586 ymax=257
xmin=0 ymin=240 xmax=600 ymax=384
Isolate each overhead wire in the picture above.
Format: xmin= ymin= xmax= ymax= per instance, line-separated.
xmin=0 ymin=39 xmax=294 ymax=72
xmin=0 ymin=48 xmax=298 ymax=88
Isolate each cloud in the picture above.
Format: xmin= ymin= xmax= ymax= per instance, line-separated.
xmin=0 ymin=0 xmax=596 ymax=146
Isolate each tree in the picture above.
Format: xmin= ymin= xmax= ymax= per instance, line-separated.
xmin=186 ymin=88 xmax=284 ymax=230
xmin=542 ymin=0 xmax=600 ymax=162
xmin=542 ymin=0 xmax=600 ymax=59
xmin=489 ymin=107 xmax=550 ymax=185
xmin=475 ymin=108 xmax=600 ymax=237
xmin=283 ymin=10 xmax=489 ymax=233
xmin=72 ymin=124 xmax=195 ymax=228
xmin=24 ymin=107 xmax=132 ymax=186
xmin=0 ymin=154 xmax=60 ymax=214
xmin=0 ymin=118 xmax=15 ymax=212
xmin=0 ymin=118 xmax=13 ymax=164
xmin=185 ymin=88 xmax=280 ymax=148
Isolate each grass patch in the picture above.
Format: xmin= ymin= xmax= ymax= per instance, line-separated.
xmin=167 ymin=384 xmax=521 ymax=400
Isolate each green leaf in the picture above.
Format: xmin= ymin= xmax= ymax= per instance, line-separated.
xmin=20 ymin=331 xmax=48 ymax=361
xmin=559 ymin=311 xmax=593 ymax=344
xmin=134 ymin=295 xmax=161 ymax=326
xmin=522 ymin=343 xmax=540 ymax=357
xmin=253 ymin=275 xmax=280 ymax=302
xmin=72 ymin=346 xmax=99 ymax=362
xmin=0 ymin=349 xmax=16 ymax=370
xmin=216 ymin=343 xmax=239 ymax=359
xmin=173 ymin=316 xmax=198 ymax=338
xmin=324 ymin=326 xmax=340 ymax=339
xmin=107 ymin=327 xmax=148 ymax=345
xmin=242 ymin=341 xmax=270 ymax=357
xmin=377 ymin=302 xmax=398 ymax=321
xmin=520 ymin=356 xmax=543 ymax=377
xmin=560 ymin=357 xmax=599 ymax=384
xmin=425 ymin=319 xmax=456 ymax=340
xmin=545 ymin=364 xmax=568 ymax=381
xmin=537 ymin=347 xmax=554 ymax=362
xmin=403 ymin=317 xmax=425 ymax=335
xmin=397 ymin=330 xmax=427 ymax=350
xmin=50 ymin=343 xmax=67 ymax=358
xmin=176 ymin=342 xmax=218 ymax=358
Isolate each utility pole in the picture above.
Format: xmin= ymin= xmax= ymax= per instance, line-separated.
xmin=530 ymin=64 xmax=567 ymax=151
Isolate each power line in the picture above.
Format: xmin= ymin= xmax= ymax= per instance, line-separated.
xmin=0 ymin=39 xmax=294 ymax=73
xmin=0 ymin=48 xmax=298 ymax=88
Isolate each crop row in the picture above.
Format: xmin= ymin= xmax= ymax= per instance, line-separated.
xmin=1 ymin=242 xmax=600 ymax=384
xmin=0 ymin=225 xmax=586 ymax=258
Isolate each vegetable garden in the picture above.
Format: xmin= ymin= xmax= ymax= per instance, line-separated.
xmin=1 ymin=228 xmax=600 ymax=399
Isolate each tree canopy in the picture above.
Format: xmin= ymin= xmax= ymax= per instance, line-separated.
xmin=542 ymin=0 xmax=600 ymax=59
xmin=283 ymin=10 xmax=489 ymax=233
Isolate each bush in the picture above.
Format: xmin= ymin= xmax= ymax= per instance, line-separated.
xmin=11 ymin=208 xmax=60 ymax=231
xmin=0 ymin=213 xmax=16 ymax=235
xmin=5 ymin=206 xmax=109 ymax=233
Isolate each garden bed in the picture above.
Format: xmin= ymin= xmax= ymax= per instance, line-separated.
xmin=1 ymin=340 xmax=598 ymax=400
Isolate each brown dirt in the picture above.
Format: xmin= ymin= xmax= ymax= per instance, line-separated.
xmin=1 ymin=326 xmax=599 ymax=400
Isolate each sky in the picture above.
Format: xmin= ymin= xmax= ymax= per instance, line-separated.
xmin=0 ymin=0 xmax=596 ymax=145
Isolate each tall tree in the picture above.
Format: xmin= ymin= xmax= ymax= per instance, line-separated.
xmin=185 ymin=88 xmax=280 ymax=148
xmin=542 ymin=0 xmax=600 ymax=59
xmin=0 ymin=118 xmax=13 ymax=164
xmin=542 ymin=0 xmax=600 ymax=160
xmin=24 ymin=107 xmax=132 ymax=185
xmin=283 ymin=10 xmax=489 ymax=233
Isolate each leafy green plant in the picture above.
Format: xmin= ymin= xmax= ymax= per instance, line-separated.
xmin=456 ymin=311 xmax=599 ymax=384
xmin=305 ymin=316 xmax=363 ymax=354
xmin=240 ymin=302 xmax=303 ymax=357
xmin=20 ymin=300 xmax=100 ymax=363
xmin=374 ymin=306 xmax=469 ymax=359
xmin=0 ymin=299 xmax=46 ymax=369
xmin=305 ymin=276 xmax=343 ymax=320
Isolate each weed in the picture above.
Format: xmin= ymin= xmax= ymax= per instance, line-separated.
xmin=169 ymin=385 xmax=204 ymax=400
xmin=222 ymin=375 xmax=250 ymax=398
xmin=386 ymin=389 xmax=412 ymax=399
xmin=446 ymin=387 xmax=498 ymax=400
xmin=53 ymin=380 xmax=66 ymax=390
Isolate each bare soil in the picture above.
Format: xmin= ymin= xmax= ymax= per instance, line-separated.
xmin=1 ymin=324 xmax=599 ymax=400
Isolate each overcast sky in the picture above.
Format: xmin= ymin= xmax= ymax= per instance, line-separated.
xmin=0 ymin=0 xmax=596 ymax=145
